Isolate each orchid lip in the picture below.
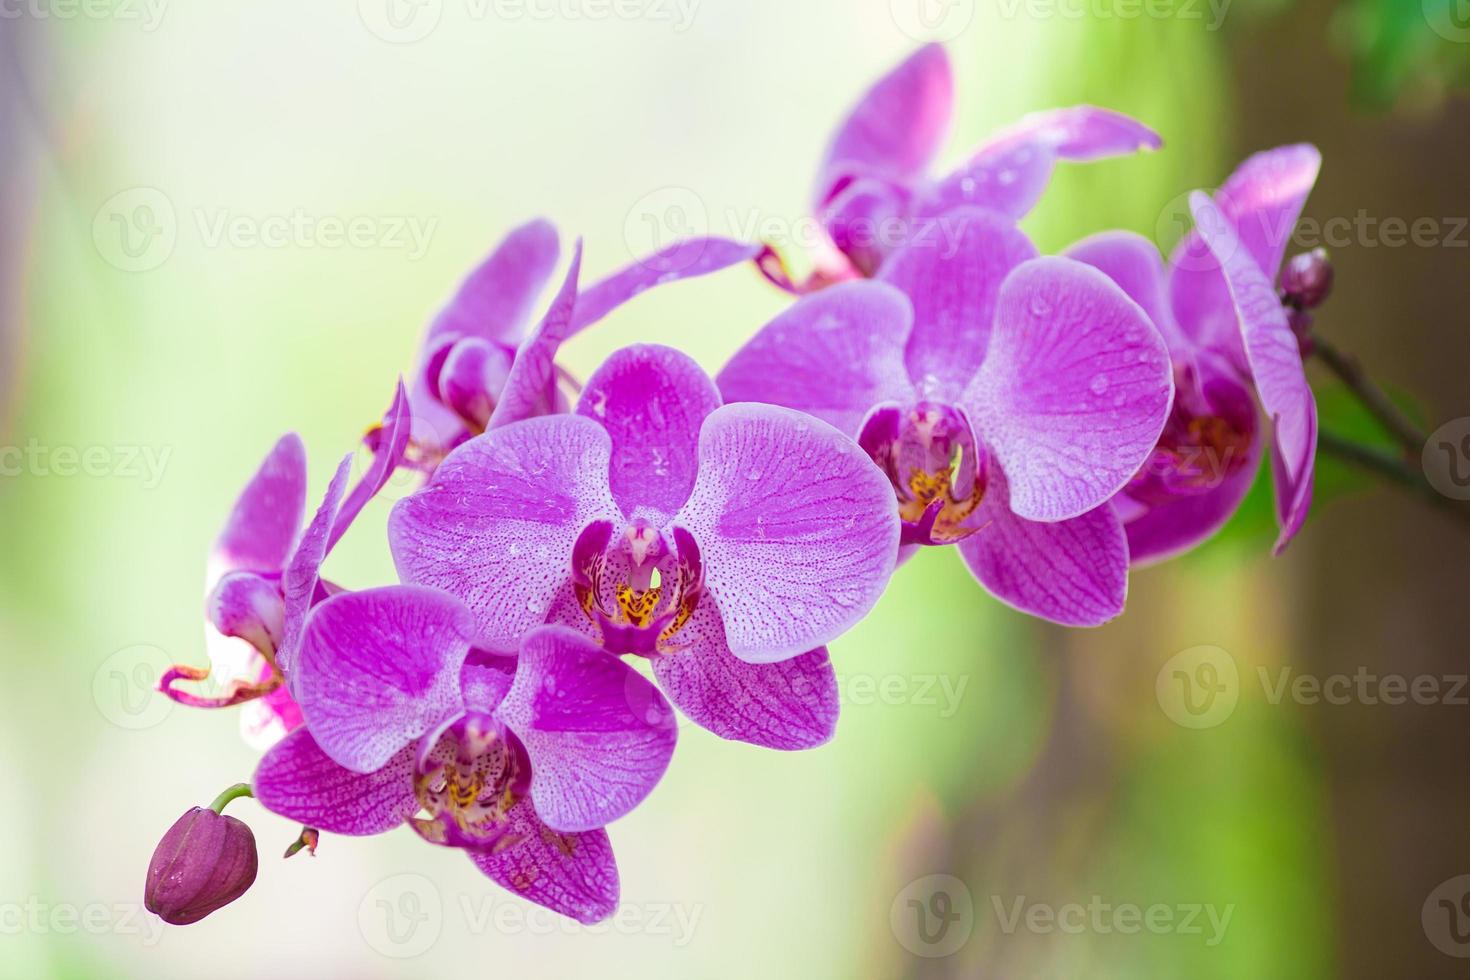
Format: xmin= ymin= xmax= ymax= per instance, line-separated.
xmin=858 ymin=400 xmax=988 ymax=546
xmin=411 ymin=710 xmax=525 ymax=849
xmin=571 ymin=519 xmax=703 ymax=657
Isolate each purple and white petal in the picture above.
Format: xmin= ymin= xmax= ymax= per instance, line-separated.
xmin=295 ymin=585 xmax=474 ymax=773
xmin=1189 ymin=191 xmax=1316 ymax=553
xmin=331 ymin=380 xmax=412 ymax=551
xmin=469 ymin=799 xmax=618 ymax=924
xmin=717 ymin=281 xmax=914 ymax=437
xmin=957 ymin=468 xmax=1128 ymax=626
xmin=569 ymin=237 xmax=761 ymax=336
xmin=486 ymin=240 xmax=583 ymax=431
xmin=496 ymin=625 xmax=677 ymax=834
xmin=1064 ymin=230 xmax=1182 ymax=351
xmin=390 ymin=414 xmax=620 ymax=652
xmin=673 ymin=404 xmax=900 ymax=664
xmin=966 ymin=257 xmax=1173 ymax=522
xmin=655 ymin=601 xmax=837 ymax=750
xmin=253 ymin=728 xmax=418 ymax=836
xmin=576 ymin=344 xmax=721 ymax=521
xmin=210 ymin=433 xmax=307 ymax=579
xmin=427 ymin=218 xmax=561 ymax=347
xmin=815 ymin=43 xmax=953 ymax=208
xmin=277 ymin=454 xmax=354 ymax=679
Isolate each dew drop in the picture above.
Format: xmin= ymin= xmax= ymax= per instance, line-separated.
xmin=1089 ymin=374 xmax=1109 ymax=396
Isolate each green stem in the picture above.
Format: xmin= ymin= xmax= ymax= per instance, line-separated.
xmin=1317 ymin=430 xmax=1470 ymax=530
xmin=208 ymin=783 xmax=254 ymax=814
xmin=1310 ymin=333 xmax=1426 ymax=455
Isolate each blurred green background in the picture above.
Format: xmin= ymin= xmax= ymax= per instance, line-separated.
xmin=2 ymin=0 xmax=1468 ymax=977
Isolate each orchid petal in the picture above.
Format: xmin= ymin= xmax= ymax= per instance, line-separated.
xmin=673 ymin=404 xmax=900 ymax=663
xmin=1064 ymin=231 xmax=1183 ymax=351
xmin=957 ymin=467 xmax=1127 ymax=626
xmin=878 ymin=207 xmax=1038 ymax=397
xmin=717 ymin=281 xmax=914 ymax=437
xmin=569 ymin=238 xmax=762 ymax=337
xmin=211 ymin=433 xmax=307 ymax=578
xmin=576 ymin=344 xmax=721 ymax=522
xmin=390 ymin=414 xmax=620 ymax=652
xmin=654 ymin=601 xmax=837 ymax=750
xmin=469 ymin=799 xmax=617 ymax=924
xmin=815 ymin=43 xmax=953 ymax=208
xmin=253 ymin=727 xmax=417 ymax=836
xmin=277 ymin=454 xmax=353 ymax=680
xmin=487 ymin=239 xmax=583 ymax=431
xmin=966 ymin=257 xmax=1173 ymax=522
xmin=427 ymin=218 xmax=561 ymax=347
xmin=1189 ymin=191 xmax=1316 ymax=554
xmin=331 ymin=380 xmax=411 ymax=552
xmin=295 ymin=586 xmax=474 ymax=774
xmin=496 ymin=626 xmax=677 ymax=834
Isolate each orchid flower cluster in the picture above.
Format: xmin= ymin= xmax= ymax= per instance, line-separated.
xmin=145 ymin=43 xmax=1327 ymax=927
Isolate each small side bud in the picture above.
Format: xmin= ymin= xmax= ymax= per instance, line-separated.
xmin=144 ymin=785 xmax=258 ymax=926
xmin=1281 ymin=248 xmax=1334 ymax=310
xmin=284 ymin=827 xmax=320 ymax=859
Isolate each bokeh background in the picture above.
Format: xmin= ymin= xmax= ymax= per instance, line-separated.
xmin=2 ymin=0 xmax=1468 ymax=977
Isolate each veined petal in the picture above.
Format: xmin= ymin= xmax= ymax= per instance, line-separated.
xmin=1064 ymin=231 xmax=1182 ymax=352
xmin=655 ymin=600 xmax=837 ymax=750
xmin=277 ymin=454 xmax=354 ymax=680
xmin=496 ymin=626 xmax=677 ymax=834
xmin=815 ymin=43 xmax=953 ymax=208
xmin=568 ymin=238 xmax=761 ymax=337
xmin=1189 ymin=191 xmax=1316 ymax=554
xmin=210 ymin=433 xmax=307 ymax=578
xmin=295 ymin=586 xmax=474 ymax=774
xmin=1122 ymin=452 xmax=1259 ymax=566
xmin=253 ymin=727 xmax=418 ymax=836
xmin=427 ymin=218 xmax=561 ymax=347
xmin=957 ymin=467 xmax=1127 ymax=626
xmin=673 ymin=404 xmax=900 ymax=663
xmin=966 ymin=257 xmax=1173 ymax=522
xmin=717 ymin=281 xmax=914 ymax=437
xmin=469 ymin=799 xmax=617 ymax=924
xmin=331 ymin=380 xmax=411 ymax=552
xmin=389 ymin=414 xmax=620 ymax=652
xmin=576 ymin=344 xmax=721 ymax=521
xmin=982 ymin=105 xmax=1162 ymax=162
xmin=487 ymin=240 xmax=584 ymax=431
xmin=878 ymin=208 xmax=1038 ymax=397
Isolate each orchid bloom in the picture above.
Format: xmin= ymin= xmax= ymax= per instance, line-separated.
xmin=1066 ymin=144 xmax=1321 ymax=561
xmin=163 ymin=384 xmax=414 ymax=747
xmin=252 ymin=585 xmax=676 ymax=923
xmin=720 ymin=207 xmax=1175 ymax=626
xmin=389 ymin=344 xmax=900 ymax=749
xmin=765 ymin=43 xmax=1160 ymax=289
xmin=404 ymin=219 xmax=759 ymax=465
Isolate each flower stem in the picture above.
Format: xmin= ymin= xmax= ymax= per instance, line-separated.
xmin=1310 ymin=333 xmax=1426 ymax=455
xmin=1317 ymin=430 xmax=1470 ymax=530
xmin=208 ymin=783 xmax=254 ymax=814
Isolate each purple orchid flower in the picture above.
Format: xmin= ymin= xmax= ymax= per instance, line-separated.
xmin=720 ymin=207 xmax=1175 ymax=627
xmin=404 ymin=219 xmax=760 ymax=465
xmin=1066 ymin=144 xmax=1321 ymax=561
xmin=162 ymin=384 xmax=414 ymax=747
xmin=388 ymin=344 xmax=900 ymax=749
xmin=252 ymin=584 xmax=676 ymax=924
xmin=762 ymin=43 xmax=1160 ymax=290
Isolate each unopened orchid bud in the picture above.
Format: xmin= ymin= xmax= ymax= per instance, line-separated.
xmin=144 ymin=785 xmax=258 ymax=926
xmin=1281 ymin=248 xmax=1334 ymax=310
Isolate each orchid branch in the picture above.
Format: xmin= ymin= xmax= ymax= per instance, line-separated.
xmin=1310 ymin=332 xmax=1426 ymax=457
xmin=1316 ymin=429 xmax=1470 ymax=530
